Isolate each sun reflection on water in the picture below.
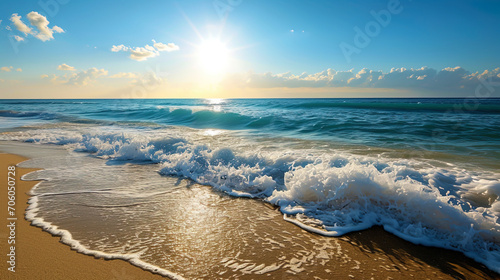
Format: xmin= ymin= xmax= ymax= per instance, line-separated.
xmin=206 ymin=98 xmax=225 ymax=105
xmin=203 ymin=129 xmax=223 ymax=136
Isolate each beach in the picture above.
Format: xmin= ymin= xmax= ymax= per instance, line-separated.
xmin=0 ymin=152 xmax=165 ymax=280
xmin=0 ymin=145 xmax=499 ymax=279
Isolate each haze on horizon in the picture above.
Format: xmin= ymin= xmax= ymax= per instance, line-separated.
xmin=0 ymin=0 xmax=499 ymax=99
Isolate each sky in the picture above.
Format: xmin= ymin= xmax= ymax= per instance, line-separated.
xmin=0 ymin=0 xmax=499 ymax=98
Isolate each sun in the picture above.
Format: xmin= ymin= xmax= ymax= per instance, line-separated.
xmin=198 ymin=39 xmax=230 ymax=75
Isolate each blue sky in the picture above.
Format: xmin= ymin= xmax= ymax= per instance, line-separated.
xmin=0 ymin=0 xmax=499 ymax=98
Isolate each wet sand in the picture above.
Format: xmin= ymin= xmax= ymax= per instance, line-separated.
xmin=0 ymin=153 xmax=165 ymax=280
xmin=0 ymin=145 xmax=499 ymax=279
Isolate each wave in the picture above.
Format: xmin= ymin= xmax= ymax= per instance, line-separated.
xmin=0 ymin=110 xmax=125 ymax=128
xmin=1 ymin=107 xmax=276 ymax=130
xmin=0 ymin=110 xmax=61 ymax=119
xmin=0 ymin=100 xmax=99 ymax=105
xmin=3 ymin=125 xmax=500 ymax=273
xmin=3 ymin=101 xmax=500 ymax=151
xmin=286 ymin=100 xmax=500 ymax=113
xmin=86 ymin=107 xmax=275 ymax=130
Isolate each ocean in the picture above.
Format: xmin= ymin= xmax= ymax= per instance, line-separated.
xmin=0 ymin=98 xmax=499 ymax=277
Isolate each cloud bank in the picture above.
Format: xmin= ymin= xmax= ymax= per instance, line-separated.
xmin=223 ymin=67 xmax=500 ymax=92
xmin=111 ymin=40 xmax=179 ymax=61
xmin=48 ymin=67 xmax=108 ymax=86
xmin=109 ymin=72 xmax=138 ymax=79
xmin=67 ymin=68 xmax=108 ymax=86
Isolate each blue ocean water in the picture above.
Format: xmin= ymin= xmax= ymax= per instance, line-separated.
xmin=1 ymin=98 xmax=499 ymax=162
xmin=1 ymin=98 xmax=500 ymax=273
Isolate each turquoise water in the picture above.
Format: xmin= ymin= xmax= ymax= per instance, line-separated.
xmin=1 ymin=98 xmax=500 ymax=273
xmin=1 ymin=98 xmax=499 ymax=162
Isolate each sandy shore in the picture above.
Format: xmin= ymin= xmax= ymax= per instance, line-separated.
xmin=0 ymin=153 xmax=165 ymax=280
xmin=0 ymin=150 xmax=499 ymax=279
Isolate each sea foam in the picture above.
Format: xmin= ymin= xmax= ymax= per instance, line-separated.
xmin=21 ymin=173 xmax=186 ymax=280
xmin=3 ymin=125 xmax=500 ymax=273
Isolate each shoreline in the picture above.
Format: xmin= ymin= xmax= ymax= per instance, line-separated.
xmin=0 ymin=148 xmax=499 ymax=279
xmin=0 ymin=153 xmax=166 ymax=280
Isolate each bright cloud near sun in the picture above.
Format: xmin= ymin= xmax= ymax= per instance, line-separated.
xmin=47 ymin=67 xmax=108 ymax=86
xmin=152 ymin=40 xmax=180 ymax=52
xmin=111 ymin=40 xmax=180 ymax=61
xmin=109 ymin=72 xmax=138 ymax=79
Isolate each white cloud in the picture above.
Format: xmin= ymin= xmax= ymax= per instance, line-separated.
xmin=111 ymin=45 xmax=128 ymax=52
xmin=9 ymin=12 xmax=64 ymax=42
xmin=66 ymin=68 xmax=108 ymax=86
xmin=57 ymin=63 xmax=76 ymax=71
xmin=329 ymin=69 xmax=355 ymax=86
xmin=6 ymin=26 xmax=12 ymax=31
xmin=16 ymin=68 xmax=22 ymax=72
xmin=129 ymin=45 xmax=158 ymax=61
xmin=153 ymin=40 xmax=179 ymax=52
xmin=0 ymin=20 xmax=2 ymax=25
xmin=52 ymin=26 xmax=64 ymax=33
xmin=347 ymin=68 xmax=383 ymax=87
xmin=433 ymin=66 xmax=468 ymax=88
xmin=112 ymin=40 xmax=179 ymax=61
xmin=1 ymin=66 xmax=13 ymax=72
xmin=10 ymin=13 xmax=32 ymax=35
xmin=27 ymin=11 xmax=64 ymax=41
xmin=50 ymin=68 xmax=108 ymax=86
xmin=14 ymin=35 xmax=25 ymax=42
xmin=109 ymin=72 xmax=138 ymax=79
xmin=373 ymin=67 xmax=437 ymax=88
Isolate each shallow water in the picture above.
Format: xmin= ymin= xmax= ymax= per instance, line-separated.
xmin=2 ymin=141 xmax=497 ymax=279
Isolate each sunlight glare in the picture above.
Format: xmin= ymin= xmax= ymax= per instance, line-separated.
xmin=198 ymin=39 xmax=229 ymax=75
xmin=206 ymin=98 xmax=225 ymax=105
xmin=203 ymin=129 xmax=223 ymax=136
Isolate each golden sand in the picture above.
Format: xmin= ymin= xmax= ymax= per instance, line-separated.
xmin=0 ymin=153 xmax=164 ymax=280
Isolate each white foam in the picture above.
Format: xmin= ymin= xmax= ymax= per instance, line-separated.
xmin=3 ymin=125 xmax=500 ymax=273
xmin=22 ymin=170 xmax=185 ymax=280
